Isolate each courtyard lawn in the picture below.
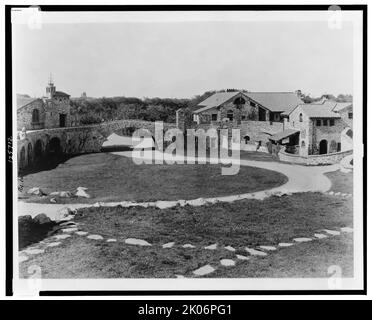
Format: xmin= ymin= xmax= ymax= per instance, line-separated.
xmin=19 ymin=152 xmax=287 ymax=204
xmin=324 ymin=170 xmax=353 ymax=194
xmin=19 ymin=192 xmax=353 ymax=278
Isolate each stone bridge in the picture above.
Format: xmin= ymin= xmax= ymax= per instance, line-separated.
xmin=17 ymin=120 xmax=176 ymax=170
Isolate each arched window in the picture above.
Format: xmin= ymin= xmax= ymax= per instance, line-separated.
xmin=244 ymin=136 xmax=250 ymax=144
xmin=32 ymin=109 xmax=39 ymax=123
xmin=301 ymin=141 xmax=305 ymax=147
xmin=299 ymin=113 xmax=303 ymax=122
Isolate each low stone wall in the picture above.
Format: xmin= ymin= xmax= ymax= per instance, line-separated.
xmin=278 ymin=148 xmax=353 ymax=165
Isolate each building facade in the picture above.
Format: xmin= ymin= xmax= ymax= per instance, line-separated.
xmin=282 ymin=100 xmax=352 ymax=156
xmin=191 ymin=91 xmax=303 ymax=125
xmin=17 ymin=79 xmax=72 ymax=131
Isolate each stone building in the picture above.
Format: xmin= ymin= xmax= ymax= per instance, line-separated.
xmin=190 ymin=90 xmax=303 ymax=125
xmin=280 ymin=100 xmax=353 ymax=156
xmin=17 ymin=78 xmax=71 ymax=131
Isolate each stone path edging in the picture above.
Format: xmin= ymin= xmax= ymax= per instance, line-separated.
xmin=19 ymin=224 xmax=353 ymax=278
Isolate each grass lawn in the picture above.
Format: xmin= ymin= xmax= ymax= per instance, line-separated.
xmin=325 ymin=170 xmax=353 ymax=194
xmin=239 ymin=151 xmax=279 ymax=162
xmin=19 ymin=152 xmax=287 ymax=204
xmin=19 ymin=192 xmax=353 ymax=278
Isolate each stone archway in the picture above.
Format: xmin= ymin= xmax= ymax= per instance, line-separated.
xmin=319 ymin=139 xmax=328 ymax=155
xmin=47 ymin=137 xmax=62 ymax=155
xmin=34 ymin=139 xmax=43 ymax=160
xmin=19 ymin=146 xmax=26 ymax=169
xmin=27 ymin=142 xmax=33 ymax=166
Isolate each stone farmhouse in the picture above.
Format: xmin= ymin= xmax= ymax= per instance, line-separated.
xmin=177 ymin=90 xmax=353 ymax=164
xmin=191 ymin=90 xmax=303 ymax=124
xmin=17 ymin=78 xmax=72 ymax=131
xmin=281 ymin=99 xmax=353 ymax=157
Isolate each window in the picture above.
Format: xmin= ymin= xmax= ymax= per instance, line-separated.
xmin=330 ymin=119 xmax=335 ymax=126
xmin=227 ymin=110 xmax=234 ymax=121
xmin=241 ymin=115 xmax=246 ymax=120
xmin=211 ymin=114 xmax=217 ymax=121
xmin=316 ymin=119 xmax=321 ymax=126
xmin=299 ymin=113 xmax=303 ymax=122
xmin=250 ymin=101 xmax=256 ymax=107
xmin=32 ymin=109 xmax=39 ymax=123
xmin=301 ymin=141 xmax=306 ymax=147
xmin=323 ymin=119 xmax=328 ymax=126
xmin=348 ymin=112 xmax=353 ymax=119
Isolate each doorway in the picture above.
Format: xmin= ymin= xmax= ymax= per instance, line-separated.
xmin=319 ymin=140 xmax=328 ymax=154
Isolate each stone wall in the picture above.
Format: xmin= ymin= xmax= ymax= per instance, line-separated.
xmin=339 ymin=105 xmax=353 ymax=130
xmin=278 ymin=148 xmax=353 ymax=165
xmin=17 ymin=119 xmax=177 ymax=170
xmin=17 ymin=99 xmax=45 ymax=131
xmin=44 ymin=98 xmax=71 ymax=128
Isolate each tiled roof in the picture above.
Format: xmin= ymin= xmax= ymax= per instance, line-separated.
xmin=297 ymin=101 xmax=341 ymax=118
xmin=196 ymin=92 xmax=240 ymax=109
xmin=332 ymin=102 xmax=353 ymax=112
xmin=194 ymin=91 xmax=303 ymax=114
xmin=269 ymin=129 xmax=299 ymax=142
xmin=16 ymin=95 xmax=39 ymax=110
xmin=245 ymin=92 xmax=303 ymax=113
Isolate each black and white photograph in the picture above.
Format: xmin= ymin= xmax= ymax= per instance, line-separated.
xmin=7 ymin=5 xmax=365 ymax=295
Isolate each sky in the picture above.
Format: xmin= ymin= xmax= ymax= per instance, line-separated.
xmin=13 ymin=14 xmax=354 ymax=99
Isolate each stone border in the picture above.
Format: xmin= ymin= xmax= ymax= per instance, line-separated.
xmin=19 ymin=222 xmax=353 ymax=278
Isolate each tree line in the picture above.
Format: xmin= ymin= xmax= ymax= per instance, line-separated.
xmin=70 ymin=90 xmax=353 ymax=125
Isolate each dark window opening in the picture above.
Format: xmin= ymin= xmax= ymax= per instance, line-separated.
xmin=323 ymin=119 xmax=328 ymax=126
xmin=32 ymin=109 xmax=40 ymax=124
xmin=316 ymin=119 xmax=321 ymax=126
xmin=330 ymin=119 xmax=335 ymax=126
xmin=348 ymin=112 xmax=353 ymax=119
xmin=299 ymin=113 xmax=303 ymax=122
xmin=59 ymin=114 xmax=67 ymax=127
xmin=227 ymin=110 xmax=234 ymax=121
xmin=211 ymin=114 xmax=217 ymax=121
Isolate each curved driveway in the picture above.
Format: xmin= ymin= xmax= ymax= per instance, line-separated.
xmin=18 ymin=151 xmax=341 ymax=219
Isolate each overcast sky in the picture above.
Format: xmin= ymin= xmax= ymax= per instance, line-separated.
xmin=13 ymin=17 xmax=354 ymax=99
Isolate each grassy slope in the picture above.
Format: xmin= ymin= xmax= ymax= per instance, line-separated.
xmin=19 ymin=193 xmax=353 ymax=278
xmin=20 ymin=152 xmax=287 ymax=204
xmin=324 ymin=170 xmax=353 ymax=194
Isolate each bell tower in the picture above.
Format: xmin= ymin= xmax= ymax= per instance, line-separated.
xmin=46 ymin=73 xmax=56 ymax=99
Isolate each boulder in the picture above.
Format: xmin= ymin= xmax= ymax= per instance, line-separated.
xmin=75 ymin=188 xmax=91 ymax=198
xmin=27 ymin=187 xmax=46 ymax=196
xmin=33 ymin=213 xmax=52 ymax=225
xmin=18 ymin=215 xmax=33 ymax=225
xmin=59 ymin=191 xmax=73 ymax=198
xmin=56 ymin=207 xmax=75 ymax=220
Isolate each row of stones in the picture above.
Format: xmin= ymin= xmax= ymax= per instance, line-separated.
xmin=19 ymin=221 xmax=353 ymax=278
xmin=190 ymin=227 xmax=353 ymax=277
xmin=326 ymin=191 xmax=352 ymax=197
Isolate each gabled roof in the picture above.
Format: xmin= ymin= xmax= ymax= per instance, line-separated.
xmin=245 ymin=92 xmax=303 ymax=113
xmin=16 ymin=94 xmax=40 ymax=110
xmin=293 ymin=101 xmax=341 ymax=119
xmin=196 ymin=91 xmax=240 ymax=109
xmin=332 ymin=102 xmax=353 ymax=112
xmin=194 ymin=91 xmax=303 ymax=114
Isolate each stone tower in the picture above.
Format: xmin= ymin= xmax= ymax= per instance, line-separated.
xmin=46 ymin=73 xmax=56 ymax=99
